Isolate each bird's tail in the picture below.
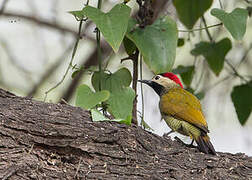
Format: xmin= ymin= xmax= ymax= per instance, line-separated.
xmin=195 ymin=134 xmax=216 ymax=155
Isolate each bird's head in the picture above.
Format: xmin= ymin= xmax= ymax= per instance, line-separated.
xmin=138 ymin=72 xmax=183 ymax=96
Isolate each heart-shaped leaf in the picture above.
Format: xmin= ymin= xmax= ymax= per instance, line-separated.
xmin=76 ymin=84 xmax=110 ymax=110
xmin=91 ymin=109 xmax=132 ymax=125
xmin=191 ymin=38 xmax=232 ymax=76
xmin=107 ymin=87 xmax=135 ymax=119
xmin=91 ymin=68 xmax=134 ymax=119
xmin=172 ymin=65 xmax=195 ymax=87
xmin=211 ymin=8 xmax=248 ymax=40
xmin=126 ymin=16 xmax=178 ymax=74
xmin=82 ymin=4 xmax=131 ymax=52
xmin=173 ymin=0 xmax=213 ymax=29
xmin=92 ymin=68 xmax=132 ymax=92
xmin=231 ymin=81 xmax=252 ymax=125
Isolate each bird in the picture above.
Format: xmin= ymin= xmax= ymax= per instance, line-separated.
xmin=138 ymin=72 xmax=216 ymax=155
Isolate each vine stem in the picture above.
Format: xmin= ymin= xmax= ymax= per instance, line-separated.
xmin=132 ymin=49 xmax=139 ymax=125
xmin=139 ymin=54 xmax=145 ymax=128
xmin=44 ymin=20 xmax=83 ymax=101
xmin=178 ymin=23 xmax=222 ymax=33
xmin=202 ymin=16 xmax=213 ymax=42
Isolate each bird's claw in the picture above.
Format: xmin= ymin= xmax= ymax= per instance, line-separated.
xmin=174 ymin=136 xmax=197 ymax=149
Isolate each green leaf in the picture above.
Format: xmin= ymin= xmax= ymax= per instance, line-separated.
xmin=82 ymin=4 xmax=131 ymax=52
xmin=211 ymin=8 xmax=248 ymax=40
xmin=91 ymin=109 xmax=132 ymax=125
xmin=91 ymin=68 xmax=134 ymax=119
xmin=173 ymin=0 xmax=213 ymax=29
xmin=111 ymin=115 xmax=132 ymax=125
xmin=76 ymin=84 xmax=110 ymax=110
xmin=107 ymin=87 xmax=135 ymax=119
xmin=69 ymin=10 xmax=85 ymax=20
xmin=123 ymin=37 xmax=136 ymax=55
xmin=172 ymin=65 xmax=195 ymax=87
xmin=91 ymin=109 xmax=110 ymax=121
xmin=126 ymin=16 xmax=178 ymax=74
xmin=177 ymin=38 xmax=185 ymax=47
xmin=191 ymin=38 xmax=232 ymax=76
xmin=91 ymin=68 xmax=132 ymax=92
xmin=231 ymin=81 xmax=252 ymax=125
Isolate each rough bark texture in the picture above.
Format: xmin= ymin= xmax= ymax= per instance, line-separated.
xmin=0 ymin=88 xmax=251 ymax=180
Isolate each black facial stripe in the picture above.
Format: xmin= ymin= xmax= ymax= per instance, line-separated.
xmin=148 ymin=81 xmax=165 ymax=96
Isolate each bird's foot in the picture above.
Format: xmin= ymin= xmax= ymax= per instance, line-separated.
xmin=163 ymin=130 xmax=174 ymax=138
xmin=174 ymin=136 xmax=197 ymax=149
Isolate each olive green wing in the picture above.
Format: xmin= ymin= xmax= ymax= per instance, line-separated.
xmin=160 ymin=88 xmax=209 ymax=133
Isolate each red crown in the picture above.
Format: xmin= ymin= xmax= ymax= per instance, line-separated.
xmin=161 ymin=72 xmax=183 ymax=88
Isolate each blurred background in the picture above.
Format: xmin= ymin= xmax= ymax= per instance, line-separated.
xmin=0 ymin=0 xmax=251 ymax=155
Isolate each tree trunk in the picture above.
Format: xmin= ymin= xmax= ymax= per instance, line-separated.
xmin=0 ymin=88 xmax=251 ymax=179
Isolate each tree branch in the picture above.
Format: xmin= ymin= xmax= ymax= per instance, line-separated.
xmin=0 ymin=88 xmax=251 ymax=179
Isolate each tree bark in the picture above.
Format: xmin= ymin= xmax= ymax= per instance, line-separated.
xmin=0 ymin=88 xmax=251 ymax=179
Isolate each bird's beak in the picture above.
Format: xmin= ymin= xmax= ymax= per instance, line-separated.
xmin=138 ymin=80 xmax=152 ymax=85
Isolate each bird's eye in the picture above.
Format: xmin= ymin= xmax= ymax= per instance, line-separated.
xmin=155 ymin=76 xmax=160 ymax=80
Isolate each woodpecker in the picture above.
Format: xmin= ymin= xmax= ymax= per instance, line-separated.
xmin=139 ymin=73 xmax=216 ymax=155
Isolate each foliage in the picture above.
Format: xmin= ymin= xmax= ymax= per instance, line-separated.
xmin=126 ymin=16 xmax=178 ymax=73
xmin=173 ymin=0 xmax=213 ymax=29
xmin=191 ymin=38 xmax=232 ymax=76
xmin=81 ymin=4 xmax=131 ymax=52
xmin=231 ymin=81 xmax=252 ymax=125
xmin=69 ymin=0 xmax=251 ymax=126
xmin=211 ymin=8 xmax=248 ymax=40
xmin=76 ymin=84 xmax=109 ymax=110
